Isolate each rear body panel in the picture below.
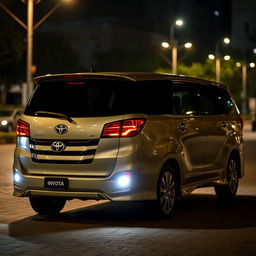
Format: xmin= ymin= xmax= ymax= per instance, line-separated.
xmin=16 ymin=115 xmax=125 ymax=177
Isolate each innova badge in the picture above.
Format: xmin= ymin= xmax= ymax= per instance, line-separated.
xmin=55 ymin=124 xmax=68 ymax=135
xmin=51 ymin=141 xmax=66 ymax=152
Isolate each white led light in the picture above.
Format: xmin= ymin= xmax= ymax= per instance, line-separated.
xmin=1 ymin=120 xmax=8 ymax=126
xmin=224 ymin=37 xmax=230 ymax=44
xmin=224 ymin=55 xmax=231 ymax=61
xmin=14 ymin=173 xmax=21 ymax=183
xmin=175 ymin=19 xmax=183 ymax=26
xmin=161 ymin=42 xmax=170 ymax=48
xmin=208 ymin=54 xmax=215 ymax=60
xmin=117 ymin=173 xmax=131 ymax=188
xmin=250 ymin=62 xmax=255 ymax=68
xmin=184 ymin=42 xmax=192 ymax=49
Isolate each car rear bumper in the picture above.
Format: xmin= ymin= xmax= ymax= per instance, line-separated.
xmin=13 ymin=168 xmax=157 ymax=201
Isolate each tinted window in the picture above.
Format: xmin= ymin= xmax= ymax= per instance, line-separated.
xmin=25 ymin=79 xmax=172 ymax=117
xmin=198 ymin=85 xmax=234 ymax=115
xmin=136 ymin=81 xmax=172 ymax=115
xmin=172 ymin=85 xmax=199 ymax=115
xmin=214 ymin=88 xmax=234 ymax=114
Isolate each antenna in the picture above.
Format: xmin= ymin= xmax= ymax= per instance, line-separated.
xmin=90 ymin=64 xmax=96 ymax=72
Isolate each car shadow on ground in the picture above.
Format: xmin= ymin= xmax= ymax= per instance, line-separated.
xmin=8 ymin=194 xmax=256 ymax=238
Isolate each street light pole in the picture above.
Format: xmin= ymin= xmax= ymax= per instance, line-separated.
xmin=172 ymin=42 xmax=178 ymax=74
xmin=241 ymin=62 xmax=247 ymax=114
xmin=215 ymin=43 xmax=220 ymax=83
xmin=0 ymin=0 xmax=72 ymax=104
xmin=27 ymin=0 xmax=34 ymax=101
xmin=169 ymin=19 xmax=183 ymax=75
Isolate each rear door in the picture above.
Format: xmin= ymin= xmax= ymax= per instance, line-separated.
xmin=197 ymin=85 xmax=235 ymax=171
xmin=21 ymin=78 xmax=134 ymax=177
xmin=172 ymin=83 xmax=207 ymax=177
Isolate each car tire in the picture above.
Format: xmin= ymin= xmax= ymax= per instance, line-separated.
xmin=156 ymin=166 xmax=177 ymax=217
xmin=214 ymin=155 xmax=239 ymax=200
xmin=29 ymin=197 xmax=66 ymax=216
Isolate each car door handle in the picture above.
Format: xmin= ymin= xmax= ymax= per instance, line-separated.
xmin=177 ymin=122 xmax=188 ymax=132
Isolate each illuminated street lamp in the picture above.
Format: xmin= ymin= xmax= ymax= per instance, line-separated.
xmin=236 ymin=62 xmax=242 ymax=67
xmin=161 ymin=40 xmax=192 ymax=73
xmin=0 ymin=0 xmax=73 ymax=104
xmin=184 ymin=42 xmax=192 ymax=49
xmin=208 ymin=54 xmax=215 ymax=60
xmin=161 ymin=42 xmax=170 ymax=48
xmin=224 ymin=55 xmax=231 ymax=61
xmin=249 ymin=62 xmax=256 ymax=68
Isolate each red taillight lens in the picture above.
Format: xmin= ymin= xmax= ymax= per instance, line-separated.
xmin=66 ymin=82 xmax=85 ymax=85
xmin=121 ymin=119 xmax=145 ymax=137
xmin=101 ymin=121 xmax=122 ymax=137
xmin=101 ymin=119 xmax=145 ymax=138
xmin=16 ymin=119 xmax=30 ymax=137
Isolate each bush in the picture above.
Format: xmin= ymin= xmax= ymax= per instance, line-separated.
xmin=0 ymin=132 xmax=16 ymax=144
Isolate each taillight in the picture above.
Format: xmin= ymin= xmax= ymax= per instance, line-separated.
xmin=101 ymin=121 xmax=122 ymax=137
xmin=16 ymin=119 xmax=30 ymax=137
xmin=239 ymin=116 xmax=244 ymax=130
xmin=101 ymin=119 xmax=146 ymax=138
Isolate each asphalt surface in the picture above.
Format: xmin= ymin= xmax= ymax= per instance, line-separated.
xmin=0 ymin=123 xmax=256 ymax=256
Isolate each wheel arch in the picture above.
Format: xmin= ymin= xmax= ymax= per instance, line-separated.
xmin=161 ymin=158 xmax=182 ymax=197
xmin=229 ymin=149 xmax=241 ymax=178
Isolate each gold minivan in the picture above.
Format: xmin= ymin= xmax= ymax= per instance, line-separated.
xmin=13 ymin=72 xmax=244 ymax=216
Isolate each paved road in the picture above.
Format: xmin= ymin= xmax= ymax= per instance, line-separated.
xmin=0 ymin=123 xmax=256 ymax=255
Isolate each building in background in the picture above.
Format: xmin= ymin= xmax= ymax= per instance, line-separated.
xmin=232 ymin=0 xmax=256 ymax=58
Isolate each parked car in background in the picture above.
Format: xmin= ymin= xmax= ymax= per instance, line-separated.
xmin=13 ymin=72 xmax=244 ymax=217
xmin=0 ymin=109 xmax=23 ymax=132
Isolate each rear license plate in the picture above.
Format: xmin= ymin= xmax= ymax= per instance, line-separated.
xmin=44 ymin=178 xmax=69 ymax=190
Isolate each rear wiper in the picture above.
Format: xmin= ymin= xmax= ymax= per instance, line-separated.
xmin=35 ymin=111 xmax=74 ymax=123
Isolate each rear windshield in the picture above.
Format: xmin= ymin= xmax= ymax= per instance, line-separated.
xmin=25 ymin=79 xmax=172 ymax=117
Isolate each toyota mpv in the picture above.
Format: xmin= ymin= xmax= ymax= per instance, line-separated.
xmin=13 ymin=72 xmax=244 ymax=216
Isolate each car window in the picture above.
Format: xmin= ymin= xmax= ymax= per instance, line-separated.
xmin=172 ymin=85 xmax=199 ymax=115
xmin=25 ymin=79 xmax=173 ymax=117
xmin=197 ymin=85 xmax=234 ymax=115
xmin=135 ymin=81 xmax=173 ymax=115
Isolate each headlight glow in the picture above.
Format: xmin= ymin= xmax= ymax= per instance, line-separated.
xmin=1 ymin=120 xmax=8 ymax=126
xmin=14 ymin=173 xmax=21 ymax=183
xmin=117 ymin=172 xmax=131 ymax=188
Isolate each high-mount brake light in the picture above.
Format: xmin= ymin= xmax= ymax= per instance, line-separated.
xmin=16 ymin=119 xmax=30 ymax=137
xmin=101 ymin=119 xmax=145 ymax=138
xmin=67 ymin=82 xmax=85 ymax=85
xmin=63 ymin=75 xmax=84 ymax=78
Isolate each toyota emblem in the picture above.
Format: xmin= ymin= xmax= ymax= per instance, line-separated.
xmin=51 ymin=141 xmax=66 ymax=152
xmin=55 ymin=124 xmax=68 ymax=135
